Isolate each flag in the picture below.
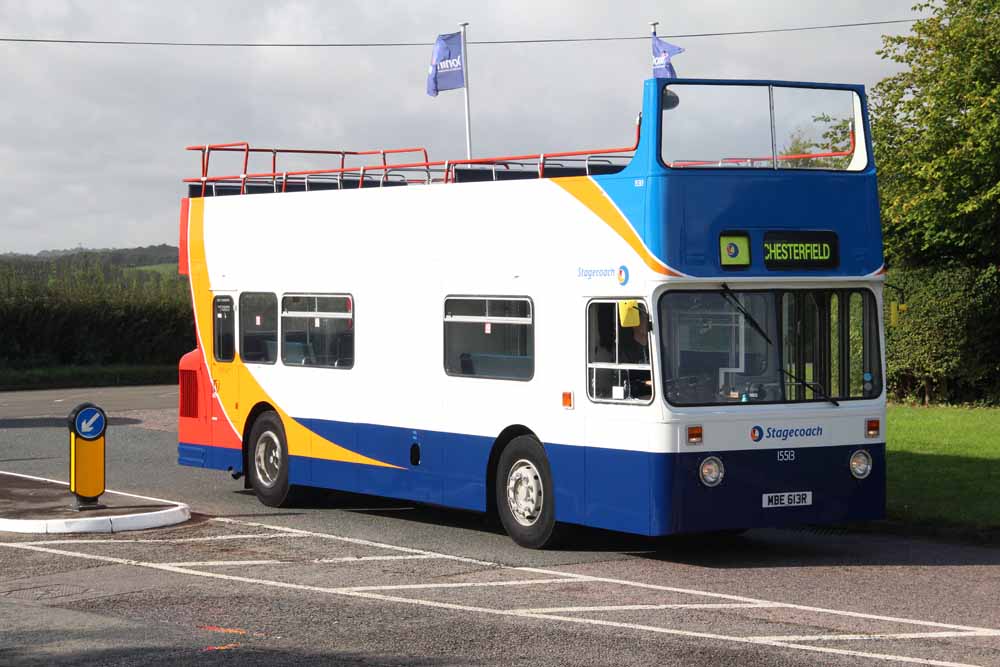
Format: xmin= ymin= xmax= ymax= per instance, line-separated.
xmin=652 ymin=35 xmax=684 ymax=79
xmin=427 ymin=32 xmax=465 ymax=97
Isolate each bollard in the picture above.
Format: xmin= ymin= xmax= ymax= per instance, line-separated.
xmin=68 ymin=403 xmax=107 ymax=511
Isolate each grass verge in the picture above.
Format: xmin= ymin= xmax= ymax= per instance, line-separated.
xmin=0 ymin=365 xmax=177 ymax=391
xmin=884 ymin=404 xmax=1000 ymax=543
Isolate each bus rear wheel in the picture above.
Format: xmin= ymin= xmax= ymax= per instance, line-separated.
xmin=248 ymin=410 xmax=294 ymax=508
xmin=496 ymin=435 xmax=561 ymax=549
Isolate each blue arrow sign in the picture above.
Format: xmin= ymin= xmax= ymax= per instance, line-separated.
xmin=74 ymin=406 xmax=106 ymax=440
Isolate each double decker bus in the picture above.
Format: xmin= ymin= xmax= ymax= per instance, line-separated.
xmin=177 ymin=78 xmax=886 ymax=548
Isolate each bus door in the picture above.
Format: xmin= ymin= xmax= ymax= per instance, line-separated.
xmin=209 ymin=292 xmax=240 ymax=443
xmin=583 ymin=298 xmax=655 ymax=529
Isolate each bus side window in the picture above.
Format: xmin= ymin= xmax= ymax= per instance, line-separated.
xmin=587 ymin=300 xmax=652 ymax=403
xmin=443 ymin=297 xmax=533 ymax=380
xmin=213 ymin=296 xmax=235 ymax=362
xmin=239 ymin=292 xmax=278 ymax=364
xmin=280 ymin=294 xmax=354 ymax=369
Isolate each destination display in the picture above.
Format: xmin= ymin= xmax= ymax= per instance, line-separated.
xmin=763 ymin=231 xmax=839 ymax=270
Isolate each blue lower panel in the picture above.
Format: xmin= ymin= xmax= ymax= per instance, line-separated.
xmin=670 ymin=444 xmax=886 ymax=533
xmin=178 ymin=442 xmax=242 ymax=472
xmin=178 ymin=434 xmax=885 ymax=538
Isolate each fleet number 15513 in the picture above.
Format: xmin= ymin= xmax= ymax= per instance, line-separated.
xmin=777 ymin=450 xmax=796 ymax=462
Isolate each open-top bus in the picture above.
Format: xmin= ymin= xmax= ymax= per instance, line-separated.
xmin=177 ymin=78 xmax=886 ymax=548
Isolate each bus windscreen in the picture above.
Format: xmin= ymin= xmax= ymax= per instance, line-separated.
xmin=661 ymin=84 xmax=868 ymax=171
xmin=658 ymin=289 xmax=882 ymax=406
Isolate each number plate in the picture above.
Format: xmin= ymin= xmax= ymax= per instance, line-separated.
xmin=762 ymin=491 xmax=813 ymax=508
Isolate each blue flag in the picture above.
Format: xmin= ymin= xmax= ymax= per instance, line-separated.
xmin=427 ymin=32 xmax=465 ymax=97
xmin=652 ymin=35 xmax=684 ymax=79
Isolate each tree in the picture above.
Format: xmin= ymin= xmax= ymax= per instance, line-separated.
xmin=871 ymin=0 xmax=1000 ymax=268
xmin=779 ymin=114 xmax=853 ymax=170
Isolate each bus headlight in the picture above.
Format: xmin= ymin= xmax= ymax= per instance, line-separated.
xmin=699 ymin=456 xmax=724 ymax=487
xmin=849 ymin=449 xmax=872 ymax=479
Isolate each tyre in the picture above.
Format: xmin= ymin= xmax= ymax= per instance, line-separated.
xmin=247 ymin=410 xmax=295 ymax=507
xmin=495 ymin=435 xmax=561 ymax=549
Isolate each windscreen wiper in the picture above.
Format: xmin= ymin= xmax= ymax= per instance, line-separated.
xmin=720 ymin=283 xmax=773 ymax=346
xmin=780 ymin=368 xmax=840 ymax=406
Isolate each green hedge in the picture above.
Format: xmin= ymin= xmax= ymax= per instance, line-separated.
xmin=0 ymin=255 xmax=195 ymax=381
xmin=0 ymin=296 xmax=194 ymax=369
xmin=885 ymin=266 xmax=1000 ymax=404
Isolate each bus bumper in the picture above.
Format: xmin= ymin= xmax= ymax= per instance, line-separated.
xmin=666 ymin=443 xmax=886 ymax=534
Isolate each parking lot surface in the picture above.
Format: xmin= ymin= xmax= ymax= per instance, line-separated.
xmin=1 ymin=386 xmax=999 ymax=665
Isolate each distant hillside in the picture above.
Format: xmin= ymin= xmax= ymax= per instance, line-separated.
xmin=3 ymin=244 xmax=179 ymax=267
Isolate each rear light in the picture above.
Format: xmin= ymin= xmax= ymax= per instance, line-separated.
xmin=865 ymin=418 xmax=880 ymax=439
xmin=686 ymin=425 xmax=703 ymax=445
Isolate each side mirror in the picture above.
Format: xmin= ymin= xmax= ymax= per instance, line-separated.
xmin=618 ymin=300 xmax=641 ymax=328
xmin=662 ymin=88 xmax=681 ymax=111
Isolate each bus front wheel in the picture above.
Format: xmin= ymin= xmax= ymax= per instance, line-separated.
xmin=496 ymin=435 xmax=561 ymax=549
xmin=248 ymin=411 xmax=294 ymax=508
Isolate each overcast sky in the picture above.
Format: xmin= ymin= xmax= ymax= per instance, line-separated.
xmin=0 ymin=1 xmax=922 ymax=254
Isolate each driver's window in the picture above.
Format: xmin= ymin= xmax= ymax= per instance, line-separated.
xmin=587 ymin=300 xmax=653 ymax=404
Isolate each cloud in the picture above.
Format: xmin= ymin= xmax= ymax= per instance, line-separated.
xmin=0 ymin=0 xmax=917 ymax=252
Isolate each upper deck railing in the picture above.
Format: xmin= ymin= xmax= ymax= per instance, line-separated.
xmin=184 ymin=116 xmax=642 ymax=197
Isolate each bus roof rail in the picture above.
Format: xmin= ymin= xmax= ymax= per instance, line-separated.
xmin=184 ymin=114 xmax=641 ymax=196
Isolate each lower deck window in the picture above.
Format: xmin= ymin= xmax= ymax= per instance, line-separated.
xmin=240 ymin=292 xmax=277 ymax=364
xmin=281 ymin=294 xmax=354 ymax=368
xmin=444 ymin=297 xmax=533 ymax=380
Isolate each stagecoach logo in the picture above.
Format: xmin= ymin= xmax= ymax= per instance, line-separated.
xmin=750 ymin=424 xmax=824 ymax=443
xmin=577 ymin=264 xmax=630 ymax=287
xmin=617 ymin=265 xmax=629 ymax=286
xmin=726 ymin=242 xmax=741 ymax=259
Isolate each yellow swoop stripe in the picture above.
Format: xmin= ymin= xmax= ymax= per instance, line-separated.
xmin=188 ymin=198 xmax=400 ymax=468
xmin=554 ymin=177 xmax=682 ymax=277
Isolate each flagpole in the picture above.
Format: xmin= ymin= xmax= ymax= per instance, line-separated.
xmin=649 ymin=21 xmax=658 ymax=36
xmin=459 ymin=21 xmax=472 ymax=159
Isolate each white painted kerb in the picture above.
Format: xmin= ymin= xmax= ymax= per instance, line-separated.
xmin=0 ymin=471 xmax=190 ymax=534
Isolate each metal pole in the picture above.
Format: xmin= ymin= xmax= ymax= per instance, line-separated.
xmin=460 ymin=22 xmax=472 ymax=159
xmin=649 ymin=21 xmax=659 ymax=36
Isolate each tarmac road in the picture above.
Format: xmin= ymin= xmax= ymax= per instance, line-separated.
xmin=1 ymin=385 xmax=999 ymax=666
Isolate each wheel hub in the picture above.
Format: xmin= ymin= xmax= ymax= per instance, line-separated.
xmin=506 ymin=459 xmax=543 ymax=527
xmin=254 ymin=430 xmax=282 ymax=488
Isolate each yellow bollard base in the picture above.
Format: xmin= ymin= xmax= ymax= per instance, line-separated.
xmin=72 ymin=495 xmax=107 ymax=512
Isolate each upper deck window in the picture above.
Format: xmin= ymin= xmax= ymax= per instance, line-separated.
xmin=661 ymin=84 xmax=868 ymax=172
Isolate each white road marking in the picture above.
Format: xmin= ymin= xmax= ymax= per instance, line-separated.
xmin=752 ymin=631 xmax=1000 ymax=642
xmin=163 ymin=554 xmax=443 ymax=567
xmin=512 ymin=566 xmax=1000 ymax=635
xmin=341 ymin=578 xmax=585 ymax=592
xmin=314 ymin=554 xmax=441 ymax=563
xmin=2 ymin=523 xmax=998 ymax=667
xmin=0 ymin=542 xmax=987 ymax=667
xmin=211 ymin=518 xmax=1000 ymax=636
xmin=0 ymin=471 xmax=183 ymax=506
xmin=514 ymin=602 xmax=790 ymax=613
xmin=210 ymin=517 xmax=498 ymax=567
xmin=22 ymin=534 xmax=309 ymax=545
